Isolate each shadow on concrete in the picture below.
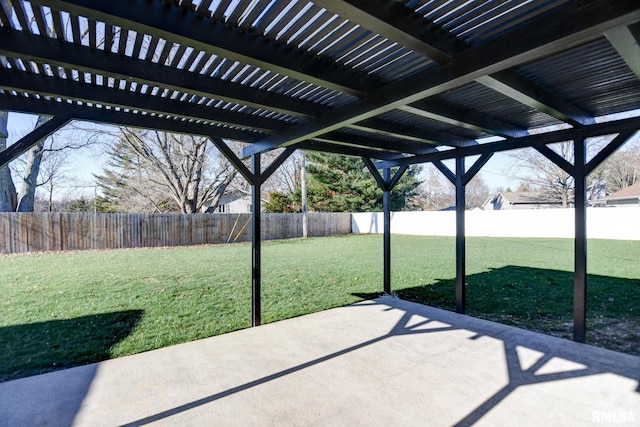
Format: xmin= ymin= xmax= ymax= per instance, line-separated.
xmin=115 ymin=296 xmax=639 ymax=426
xmin=0 ymin=310 xmax=144 ymax=382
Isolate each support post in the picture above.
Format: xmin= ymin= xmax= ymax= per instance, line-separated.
xmin=383 ymin=167 xmax=391 ymax=294
xmin=455 ymin=156 xmax=466 ymax=314
xmin=251 ymin=153 xmax=261 ymax=327
xmin=574 ymin=139 xmax=587 ymax=342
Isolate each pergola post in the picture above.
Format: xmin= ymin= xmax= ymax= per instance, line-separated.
xmin=534 ymin=132 xmax=635 ymax=342
xmin=455 ymin=156 xmax=466 ymax=314
xmin=251 ymin=153 xmax=262 ymax=327
xmin=573 ymin=138 xmax=587 ymax=342
xmin=433 ymin=153 xmax=492 ymax=315
xmin=362 ymin=158 xmax=408 ymax=296
xmin=383 ymin=167 xmax=391 ymax=294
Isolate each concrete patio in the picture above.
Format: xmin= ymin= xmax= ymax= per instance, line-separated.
xmin=1 ymin=296 xmax=639 ymax=426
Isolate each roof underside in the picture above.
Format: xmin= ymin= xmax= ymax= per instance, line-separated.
xmin=1 ymin=0 xmax=640 ymax=166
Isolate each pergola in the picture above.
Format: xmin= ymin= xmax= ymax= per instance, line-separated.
xmin=1 ymin=0 xmax=639 ymax=343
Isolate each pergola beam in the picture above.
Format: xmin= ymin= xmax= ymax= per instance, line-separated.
xmin=297 ymin=140 xmax=401 ymax=161
xmin=476 ymin=71 xmax=596 ymax=127
xmin=0 ymin=95 xmax=263 ymax=141
xmin=606 ymin=23 xmax=640 ymax=79
xmin=313 ymin=0 xmax=465 ymax=63
xmin=402 ymin=99 xmax=529 ymax=139
xmin=0 ymin=116 xmax=71 ymax=168
xmin=243 ymin=0 xmax=640 ymax=157
xmin=30 ymin=0 xmax=381 ymax=96
xmin=0 ymin=70 xmax=293 ymax=133
xmin=0 ymin=30 xmax=322 ymax=118
xmin=376 ymin=115 xmax=640 ymax=168
xmin=356 ymin=117 xmax=475 ymax=148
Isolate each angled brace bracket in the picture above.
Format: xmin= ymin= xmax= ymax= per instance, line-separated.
xmin=0 ymin=116 xmax=71 ymax=169
xmin=209 ymin=135 xmax=296 ymax=185
xmin=432 ymin=152 xmax=494 ymax=185
xmin=362 ymin=157 xmax=408 ymax=191
xmin=585 ymin=131 xmax=636 ymax=175
xmin=534 ymin=130 xmax=637 ymax=176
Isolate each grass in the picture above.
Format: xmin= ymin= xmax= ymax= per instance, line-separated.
xmin=1 ymin=234 xmax=638 ymax=381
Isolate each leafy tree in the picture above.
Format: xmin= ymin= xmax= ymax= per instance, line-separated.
xmin=264 ymin=191 xmax=299 ymax=213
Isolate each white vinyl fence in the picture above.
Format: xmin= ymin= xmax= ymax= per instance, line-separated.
xmin=352 ymin=207 xmax=640 ymax=240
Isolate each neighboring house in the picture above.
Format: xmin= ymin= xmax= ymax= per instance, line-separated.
xmin=603 ymin=182 xmax=640 ymax=207
xmin=201 ymin=192 xmax=252 ymax=213
xmin=483 ymin=191 xmax=563 ymax=210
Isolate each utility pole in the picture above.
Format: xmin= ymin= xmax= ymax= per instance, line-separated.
xmin=301 ymin=151 xmax=308 ymax=238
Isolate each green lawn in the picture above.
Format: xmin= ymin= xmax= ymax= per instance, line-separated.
xmin=1 ymin=234 xmax=639 ymax=381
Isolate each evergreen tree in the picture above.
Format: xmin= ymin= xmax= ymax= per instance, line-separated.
xmin=303 ymin=152 xmax=421 ymax=212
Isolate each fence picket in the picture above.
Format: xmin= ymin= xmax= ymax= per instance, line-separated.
xmin=0 ymin=212 xmax=352 ymax=254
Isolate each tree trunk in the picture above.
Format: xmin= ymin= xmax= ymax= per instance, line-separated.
xmin=17 ymin=116 xmax=50 ymax=212
xmin=0 ymin=111 xmax=17 ymax=212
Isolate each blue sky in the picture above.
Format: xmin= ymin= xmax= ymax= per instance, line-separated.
xmin=5 ymin=111 xmax=526 ymax=197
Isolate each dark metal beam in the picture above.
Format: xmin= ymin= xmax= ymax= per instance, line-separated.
xmin=0 ymin=116 xmax=71 ymax=169
xmin=585 ymin=131 xmax=637 ymax=175
xmin=606 ymin=23 xmax=640 ymax=79
xmin=313 ymin=0 xmax=466 ymax=63
xmin=259 ymin=147 xmax=296 ymax=185
xmin=462 ymin=153 xmax=494 ymax=186
xmin=573 ymin=138 xmax=587 ymax=343
xmin=361 ymin=160 xmax=409 ymax=295
xmin=377 ymin=115 xmax=640 ymax=168
xmin=314 ymin=131 xmax=425 ymax=155
xmin=208 ymin=137 xmax=254 ymax=183
xmin=476 ymin=71 xmax=595 ymax=127
xmin=455 ymin=156 xmax=466 ymax=314
xmin=432 ymin=160 xmax=456 ymax=184
xmin=535 ymin=145 xmax=576 ymax=175
xmin=348 ymin=124 xmax=439 ymax=149
xmin=402 ymin=99 xmax=529 ymax=139
xmin=0 ymin=95 xmax=262 ymax=141
xmin=362 ymin=157 xmax=386 ymax=190
xmin=356 ymin=117 xmax=475 ymax=148
xmin=298 ymin=140 xmax=402 ymax=160
xmin=388 ymin=165 xmax=409 ymax=191
xmin=251 ymin=153 xmax=262 ymax=327
xmin=383 ymin=167 xmax=391 ymax=295
xmin=31 ymin=0 xmax=381 ymax=96
xmin=243 ymin=0 xmax=640 ymax=157
xmin=0 ymin=30 xmax=321 ymax=118
xmin=0 ymin=70 xmax=293 ymax=133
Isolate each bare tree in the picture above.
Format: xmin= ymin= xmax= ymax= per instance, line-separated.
xmin=415 ymin=166 xmax=455 ymax=210
xmin=592 ymin=140 xmax=640 ymax=193
xmin=97 ymin=128 xmax=241 ymax=213
xmin=508 ymin=142 xmax=574 ymax=207
xmin=466 ymin=175 xmax=492 ymax=208
xmin=0 ymin=111 xmax=17 ymax=211
xmin=0 ymin=116 xmax=100 ymax=212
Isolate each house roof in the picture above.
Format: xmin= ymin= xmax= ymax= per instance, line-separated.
xmin=494 ymin=191 xmax=561 ymax=205
xmin=0 ymin=1 xmax=639 ymax=171
xmin=604 ymin=182 xmax=640 ymax=201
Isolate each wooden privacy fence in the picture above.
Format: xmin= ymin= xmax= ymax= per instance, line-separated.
xmin=0 ymin=212 xmax=352 ymax=254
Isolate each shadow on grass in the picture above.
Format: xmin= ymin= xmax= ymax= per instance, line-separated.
xmin=358 ymin=265 xmax=640 ymax=356
xmin=0 ymin=310 xmax=144 ymax=382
